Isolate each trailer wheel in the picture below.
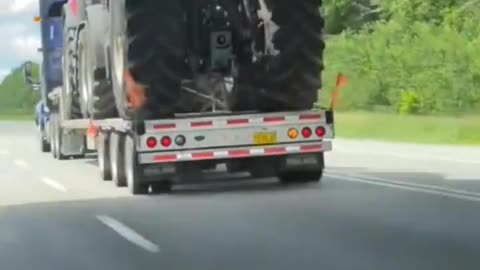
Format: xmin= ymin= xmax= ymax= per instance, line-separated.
xmin=278 ymin=153 xmax=325 ymax=185
xmin=51 ymin=114 xmax=67 ymax=160
xmin=97 ymin=131 xmax=112 ymax=181
xmin=150 ymin=181 xmax=172 ymax=194
xmin=124 ymin=134 xmax=148 ymax=194
xmin=278 ymin=169 xmax=323 ymax=185
xmin=40 ymin=132 xmax=51 ymax=153
xmin=50 ymin=121 xmax=58 ymax=159
xmin=110 ymin=132 xmax=127 ymax=187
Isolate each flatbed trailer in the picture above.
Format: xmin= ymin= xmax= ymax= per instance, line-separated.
xmin=49 ymin=107 xmax=335 ymax=194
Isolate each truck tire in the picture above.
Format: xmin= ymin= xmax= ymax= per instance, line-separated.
xmin=278 ymin=152 xmax=325 ymax=184
xmin=81 ymin=5 xmax=118 ymax=119
xmin=110 ymin=132 xmax=127 ymax=187
xmin=279 ymin=169 xmax=323 ymax=185
xmin=124 ymin=134 xmax=149 ymax=194
xmin=97 ymin=131 xmax=112 ymax=181
xmin=110 ymin=0 xmax=190 ymax=120
xmin=51 ymin=114 xmax=68 ymax=160
xmin=233 ymin=0 xmax=325 ymax=112
xmin=62 ymin=32 xmax=83 ymax=121
xmin=41 ymin=137 xmax=51 ymax=153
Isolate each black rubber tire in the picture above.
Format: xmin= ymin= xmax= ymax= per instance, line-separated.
xmin=40 ymin=132 xmax=51 ymax=153
xmin=150 ymin=181 xmax=173 ymax=194
xmin=91 ymin=81 xmax=118 ymax=119
xmin=278 ymin=169 xmax=323 ymax=185
xmin=110 ymin=132 xmax=127 ymax=187
xmin=97 ymin=131 xmax=112 ymax=181
xmin=51 ymin=114 xmax=68 ymax=160
xmin=124 ymin=134 xmax=148 ymax=194
xmin=233 ymin=0 xmax=325 ymax=112
xmin=50 ymin=122 xmax=58 ymax=159
xmin=112 ymin=0 xmax=193 ymax=120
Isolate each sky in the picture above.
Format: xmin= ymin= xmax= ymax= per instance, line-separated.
xmin=0 ymin=0 xmax=40 ymax=82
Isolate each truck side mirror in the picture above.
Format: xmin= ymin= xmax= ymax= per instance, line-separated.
xmin=23 ymin=61 xmax=34 ymax=85
xmin=22 ymin=61 xmax=41 ymax=90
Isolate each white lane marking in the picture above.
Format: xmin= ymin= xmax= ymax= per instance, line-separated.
xmin=96 ymin=215 xmax=160 ymax=253
xmin=0 ymin=150 xmax=9 ymax=156
xmin=13 ymin=159 xmax=29 ymax=168
xmin=41 ymin=177 xmax=67 ymax=192
xmin=334 ymin=149 xmax=480 ymax=165
xmin=326 ymin=172 xmax=480 ymax=203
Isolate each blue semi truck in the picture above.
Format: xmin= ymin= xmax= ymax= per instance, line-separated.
xmin=24 ymin=0 xmax=86 ymax=157
xmin=24 ymin=0 xmax=66 ymax=152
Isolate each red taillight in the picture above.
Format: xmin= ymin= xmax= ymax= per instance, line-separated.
xmin=160 ymin=136 xmax=172 ymax=147
xmin=301 ymin=127 xmax=312 ymax=138
xmin=316 ymin=127 xmax=326 ymax=137
xmin=146 ymin=137 xmax=157 ymax=148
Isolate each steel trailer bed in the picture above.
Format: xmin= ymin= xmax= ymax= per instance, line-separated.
xmin=52 ymin=109 xmax=335 ymax=194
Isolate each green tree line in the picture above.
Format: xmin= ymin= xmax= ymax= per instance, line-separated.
xmin=321 ymin=0 xmax=480 ymax=115
xmin=0 ymin=65 xmax=40 ymax=115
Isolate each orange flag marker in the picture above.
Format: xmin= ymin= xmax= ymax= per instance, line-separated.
xmin=330 ymin=73 xmax=348 ymax=111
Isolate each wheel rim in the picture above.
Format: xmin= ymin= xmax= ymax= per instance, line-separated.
xmin=111 ymin=135 xmax=118 ymax=180
xmin=80 ymin=44 xmax=89 ymax=109
xmin=125 ymin=136 xmax=134 ymax=188
xmin=85 ymin=35 xmax=95 ymax=114
xmin=111 ymin=1 xmax=127 ymax=113
xmin=98 ymin=135 xmax=105 ymax=173
xmin=54 ymin=128 xmax=60 ymax=157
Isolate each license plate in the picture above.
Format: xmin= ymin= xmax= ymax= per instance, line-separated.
xmin=253 ymin=132 xmax=277 ymax=145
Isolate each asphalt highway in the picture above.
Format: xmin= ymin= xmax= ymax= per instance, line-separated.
xmin=0 ymin=122 xmax=479 ymax=270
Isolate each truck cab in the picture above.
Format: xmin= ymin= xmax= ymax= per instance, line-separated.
xmin=23 ymin=0 xmax=69 ymax=152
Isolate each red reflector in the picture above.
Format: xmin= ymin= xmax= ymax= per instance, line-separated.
xmin=264 ymin=116 xmax=285 ymax=123
xmin=315 ymin=127 xmax=326 ymax=137
xmin=265 ymin=147 xmax=287 ymax=155
xmin=299 ymin=114 xmax=321 ymax=121
xmin=192 ymin=152 xmax=215 ymax=160
xmin=300 ymin=145 xmax=323 ymax=152
xmin=153 ymin=123 xmax=176 ymax=130
xmin=154 ymin=154 xmax=177 ymax=162
xmin=302 ymin=127 xmax=312 ymax=138
xmin=227 ymin=118 xmax=249 ymax=125
xmin=191 ymin=121 xmax=213 ymax=128
xmin=228 ymin=149 xmax=250 ymax=157
xmin=146 ymin=137 xmax=157 ymax=148
xmin=160 ymin=136 xmax=172 ymax=147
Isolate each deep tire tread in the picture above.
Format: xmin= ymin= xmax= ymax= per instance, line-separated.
xmin=248 ymin=0 xmax=325 ymax=111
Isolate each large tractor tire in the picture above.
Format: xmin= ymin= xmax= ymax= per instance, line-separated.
xmin=109 ymin=0 xmax=192 ymax=120
xmin=232 ymin=0 xmax=325 ymax=112
xmin=61 ymin=32 xmax=83 ymax=121
xmin=79 ymin=4 xmax=118 ymax=119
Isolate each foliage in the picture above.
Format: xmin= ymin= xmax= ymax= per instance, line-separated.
xmin=321 ymin=0 xmax=480 ymax=115
xmin=0 ymin=64 xmax=40 ymax=115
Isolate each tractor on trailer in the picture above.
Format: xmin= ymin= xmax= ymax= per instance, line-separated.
xmin=23 ymin=0 xmax=335 ymax=194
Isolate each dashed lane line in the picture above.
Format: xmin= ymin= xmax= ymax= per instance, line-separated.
xmin=13 ymin=159 xmax=29 ymax=169
xmin=41 ymin=177 xmax=67 ymax=192
xmin=96 ymin=215 xmax=160 ymax=253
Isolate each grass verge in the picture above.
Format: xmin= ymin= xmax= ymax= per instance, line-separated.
xmin=335 ymin=112 xmax=480 ymax=145
xmin=0 ymin=114 xmax=32 ymax=121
